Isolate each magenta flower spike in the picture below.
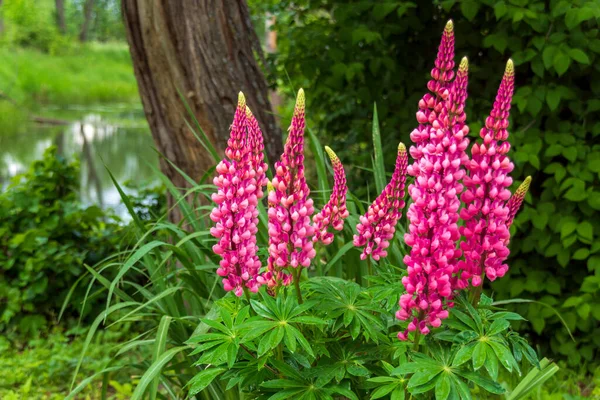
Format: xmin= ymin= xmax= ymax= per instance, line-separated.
xmin=354 ymin=143 xmax=408 ymax=261
xmin=263 ymin=89 xmax=316 ymax=288
xmin=313 ymin=146 xmax=349 ymax=245
xmin=506 ymin=176 xmax=531 ymax=228
xmin=397 ymin=58 xmax=470 ymax=340
xmin=459 ymin=60 xmax=516 ymax=288
xmin=245 ymin=106 xmax=269 ymax=199
xmin=210 ymin=93 xmax=263 ymax=296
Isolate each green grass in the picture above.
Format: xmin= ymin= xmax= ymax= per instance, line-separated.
xmin=0 ymin=325 xmax=144 ymax=400
xmin=0 ymin=42 xmax=139 ymax=107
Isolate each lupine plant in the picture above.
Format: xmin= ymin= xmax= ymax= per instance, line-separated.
xmin=186 ymin=20 xmax=557 ymax=399
xmin=69 ymin=20 xmax=559 ymax=400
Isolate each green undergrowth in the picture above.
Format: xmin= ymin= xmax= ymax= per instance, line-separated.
xmin=0 ymin=325 xmax=143 ymax=400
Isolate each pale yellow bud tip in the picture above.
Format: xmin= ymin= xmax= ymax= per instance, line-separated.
xmin=459 ymin=56 xmax=468 ymax=72
xmin=445 ymin=20 xmax=454 ymax=33
xmin=267 ymin=181 xmax=274 ymax=192
xmin=324 ymin=146 xmax=339 ymax=163
xmin=238 ymin=92 xmax=246 ymax=108
xmin=296 ymin=88 xmax=305 ymax=109
xmin=517 ymin=176 xmax=532 ymax=195
xmin=245 ymin=105 xmax=253 ymax=119
xmin=398 ymin=142 xmax=407 ymax=153
xmin=505 ymin=59 xmax=514 ymax=76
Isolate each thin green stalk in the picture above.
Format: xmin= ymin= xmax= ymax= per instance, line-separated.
xmin=366 ymin=257 xmax=373 ymax=287
xmin=293 ymin=267 xmax=304 ymax=304
xmin=243 ymin=287 xmax=251 ymax=304
xmin=413 ymin=329 xmax=421 ymax=352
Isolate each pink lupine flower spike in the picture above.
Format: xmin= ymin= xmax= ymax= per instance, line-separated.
xmin=263 ymin=89 xmax=316 ymax=290
xmin=506 ymin=176 xmax=531 ymax=228
xmin=354 ymin=143 xmax=408 ymax=261
xmin=313 ymin=146 xmax=349 ymax=245
xmin=210 ymin=93 xmax=264 ymax=297
xmin=459 ymin=59 xmax=516 ymax=287
xmin=397 ymin=56 xmax=470 ymax=341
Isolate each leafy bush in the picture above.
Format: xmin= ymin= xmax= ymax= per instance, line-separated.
xmin=252 ymin=0 xmax=600 ymax=369
xmin=0 ymin=147 xmax=121 ymax=333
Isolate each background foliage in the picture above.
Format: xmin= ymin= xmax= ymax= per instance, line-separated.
xmin=0 ymin=147 xmax=121 ymax=333
xmin=251 ymin=0 xmax=600 ymax=369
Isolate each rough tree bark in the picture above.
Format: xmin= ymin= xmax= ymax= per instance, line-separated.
xmin=79 ymin=0 xmax=94 ymax=41
xmin=121 ymin=0 xmax=283 ymax=223
xmin=55 ymin=0 xmax=67 ymax=34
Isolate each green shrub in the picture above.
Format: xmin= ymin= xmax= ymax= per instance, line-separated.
xmin=0 ymin=146 xmax=121 ymax=333
xmin=253 ymin=0 xmax=600 ymax=370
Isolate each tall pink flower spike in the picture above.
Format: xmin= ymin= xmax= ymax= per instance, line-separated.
xmin=506 ymin=176 xmax=531 ymax=229
xmin=263 ymin=89 xmax=316 ymax=288
xmin=313 ymin=146 xmax=349 ymax=245
xmin=397 ymin=56 xmax=470 ymax=341
xmin=459 ymin=59 xmax=516 ymax=288
xmin=210 ymin=93 xmax=263 ymax=296
xmin=354 ymin=143 xmax=408 ymax=261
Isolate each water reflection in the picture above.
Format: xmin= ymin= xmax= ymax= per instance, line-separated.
xmin=0 ymin=108 xmax=159 ymax=218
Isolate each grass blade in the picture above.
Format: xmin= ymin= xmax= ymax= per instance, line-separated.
xmin=131 ymin=346 xmax=188 ymax=400
xmin=150 ymin=316 xmax=173 ymax=400
xmin=371 ymin=103 xmax=386 ymax=194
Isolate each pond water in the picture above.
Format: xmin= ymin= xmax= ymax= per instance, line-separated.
xmin=0 ymin=104 xmax=159 ymax=218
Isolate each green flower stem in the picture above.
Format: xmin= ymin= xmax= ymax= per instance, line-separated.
xmin=294 ymin=267 xmax=304 ymax=304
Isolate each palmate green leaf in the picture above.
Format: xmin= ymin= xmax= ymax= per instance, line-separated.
xmin=488 ymin=311 xmax=525 ymax=321
xmin=459 ymin=371 xmax=505 ymax=395
xmin=472 ymin=342 xmax=487 ymax=370
xmin=251 ymin=298 xmax=277 ymax=319
xmin=458 ymin=295 xmax=483 ymax=332
xmin=450 ymin=375 xmax=472 ymax=400
xmin=370 ymin=383 xmax=398 ymax=399
xmin=450 ymin=309 xmax=478 ymax=333
xmin=488 ymin=339 xmax=519 ymax=374
xmin=187 ymin=367 xmax=226 ymax=397
xmin=284 ymin=325 xmax=298 ymax=353
xmin=328 ymin=385 xmax=360 ymax=400
xmin=292 ymin=316 xmax=328 ymax=325
xmin=452 ymin=343 xmax=476 ymax=367
xmin=485 ymin=346 xmax=499 ymax=380
xmin=267 ymin=389 xmax=306 ymax=400
xmin=187 ymin=332 xmax=229 ymax=343
xmin=435 ymin=375 xmax=451 ymax=400
xmin=240 ymin=320 xmax=278 ymax=342
xmin=198 ymin=341 xmax=230 ymax=365
xmin=391 ymin=386 xmax=406 ymax=400
xmin=188 ymin=339 xmax=224 ymax=356
xmin=262 ymin=379 xmax=306 ymax=389
xmin=487 ymin=318 xmax=510 ymax=336
xmin=288 ymin=324 xmax=315 ymax=357
xmin=407 ymin=369 xmax=442 ymax=389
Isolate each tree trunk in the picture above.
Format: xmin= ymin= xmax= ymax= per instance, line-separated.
xmin=55 ymin=0 xmax=67 ymax=34
xmin=79 ymin=0 xmax=94 ymax=41
xmin=121 ymin=0 xmax=283 ymax=223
